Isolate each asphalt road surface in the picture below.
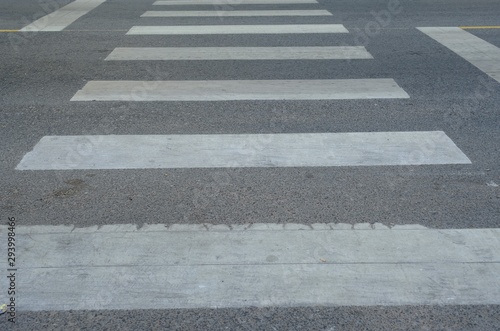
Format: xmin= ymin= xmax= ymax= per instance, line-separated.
xmin=0 ymin=0 xmax=499 ymax=329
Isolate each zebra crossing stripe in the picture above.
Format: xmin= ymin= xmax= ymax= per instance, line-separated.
xmin=20 ymin=0 xmax=107 ymax=32
xmin=127 ymin=24 xmax=348 ymax=35
xmin=70 ymin=79 xmax=409 ymax=101
xmin=105 ymin=46 xmax=373 ymax=61
xmin=141 ymin=10 xmax=332 ymax=17
xmin=3 ymin=223 xmax=499 ymax=310
xmin=154 ymin=0 xmax=319 ymax=5
xmin=15 ymin=131 xmax=470 ymax=170
xmin=418 ymin=27 xmax=500 ymax=84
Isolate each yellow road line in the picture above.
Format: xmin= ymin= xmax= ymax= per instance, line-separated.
xmin=0 ymin=29 xmax=19 ymax=32
xmin=460 ymin=26 xmax=500 ymax=30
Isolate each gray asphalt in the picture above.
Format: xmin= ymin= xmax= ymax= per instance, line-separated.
xmin=4 ymin=306 xmax=500 ymax=331
xmin=1 ymin=0 xmax=500 ymax=329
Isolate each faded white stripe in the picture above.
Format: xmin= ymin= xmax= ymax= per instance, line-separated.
xmin=70 ymin=79 xmax=409 ymax=101
xmin=141 ymin=10 xmax=331 ymax=17
xmin=20 ymin=0 xmax=107 ymax=32
xmin=127 ymin=24 xmax=348 ymax=35
xmin=1 ymin=223 xmax=499 ymax=310
xmin=15 ymin=131 xmax=470 ymax=170
xmin=418 ymin=27 xmax=500 ymax=83
xmin=154 ymin=0 xmax=318 ymax=4
xmin=105 ymin=46 xmax=373 ymax=60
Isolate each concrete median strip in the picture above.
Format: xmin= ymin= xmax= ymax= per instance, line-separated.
xmin=0 ymin=223 xmax=499 ymax=310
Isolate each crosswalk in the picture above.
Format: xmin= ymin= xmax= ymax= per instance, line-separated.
xmin=18 ymin=1 xmax=466 ymax=169
xmin=13 ymin=0 xmax=495 ymax=314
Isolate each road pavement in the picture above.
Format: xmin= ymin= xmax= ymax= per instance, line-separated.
xmin=0 ymin=0 xmax=499 ymax=329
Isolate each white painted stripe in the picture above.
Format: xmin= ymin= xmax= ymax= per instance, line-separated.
xmin=141 ymin=10 xmax=331 ymax=17
xmin=19 ymin=0 xmax=107 ymax=32
xmin=70 ymin=79 xmax=409 ymax=101
xmin=15 ymin=131 xmax=470 ymax=170
xmin=105 ymin=46 xmax=373 ymax=61
xmin=1 ymin=223 xmax=499 ymax=310
xmin=127 ymin=24 xmax=348 ymax=35
xmin=418 ymin=27 xmax=500 ymax=83
xmin=154 ymin=0 xmax=318 ymax=5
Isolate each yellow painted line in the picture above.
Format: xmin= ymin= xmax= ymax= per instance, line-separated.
xmin=0 ymin=29 xmax=19 ymax=32
xmin=460 ymin=26 xmax=500 ymax=30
